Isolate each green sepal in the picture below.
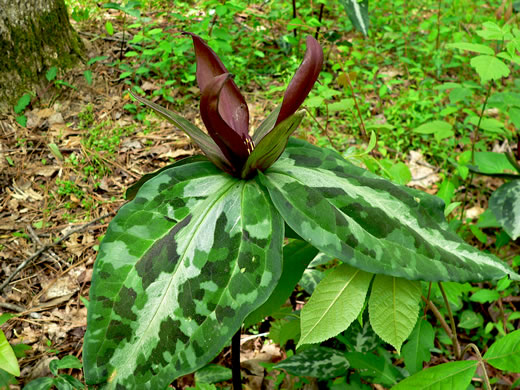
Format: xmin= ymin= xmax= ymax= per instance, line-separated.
xmin=129 ymin=91 xmax=232 ymax=172
xmin=252 ymin=104 xmax=281 ymax=144
xmin=241 ymin=112 xmax=304 ymax=178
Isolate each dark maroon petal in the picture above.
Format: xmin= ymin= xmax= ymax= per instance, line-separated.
xmin=275 ymin=36 xmax=324 ymax=126
xmin=200 ymin=73 xmax=252 ymax=170
xmin=184 ymin=32 xmax=250 ymax=139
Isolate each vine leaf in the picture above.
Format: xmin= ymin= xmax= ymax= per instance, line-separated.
xmin=83 ymin=160 xmax=283 ymax=389
xmin=369 ymin=275 xmax=421 ymax=354
xmin=261 ymin=138 xmax=519 ymax=282
xmin=483 ymin=329 xmax=520 ymax=372
xmin=401 ymin=318 xmax=435 ymax=375
xmin=298 ymin=264 xmax=373 ymax=347
xmin=392 ymin=361 xmax=478 ymax=390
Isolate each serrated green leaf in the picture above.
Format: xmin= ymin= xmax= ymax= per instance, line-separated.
xmin=401 ymin=318 xmax=434 ymax=375
xmin=368 ymin=275 xmax=421 ymax=354
xmin=261 ymin=138 xmax=518 ymax=282
xmin=275 ymin=346 xmax=349 ymax=379
xmin=244 ymin=240 xmax=318 ymax=328
xmin=339 ymin=0 xmax=370 ymax=36
xmin=392 ymin=360 xmax=477 ymax=390
xmin=299 ymin=264 xmax=372 ymax=346
xmin=446 ymin=42 xmax=495 ymax=55
xmin=0 ymin=330 xmax=19 ymax=377
xmin=14 ymin=94 xmax=31 ymax=114
xmin=470 ymin=55 xmax=510 ymax=84
xmin=484 ymin=329 xmax=520 ymax=372
xmin=345 ymin=351 xmax=401 ymax=386
xmin=458 ymin=310 xmax=483 ymax=329
xmin=489 ymin=180 xmax=520 ymax=240
xmin=83 ymin=161 xmax=283 ymax=388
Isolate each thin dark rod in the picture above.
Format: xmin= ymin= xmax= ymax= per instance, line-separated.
xmin=231 ymin=329 xmax=242 ymax=389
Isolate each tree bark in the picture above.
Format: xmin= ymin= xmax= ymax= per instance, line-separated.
xmin=0 ymin=0 xmax=84 ymax=114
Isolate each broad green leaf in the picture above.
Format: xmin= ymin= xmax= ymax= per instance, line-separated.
xmin=484 ymin=329 xmax=520 ymax=372
xmin=24 ymin=377 xmax=54 ymax=390
xmin=241 ymin=112 xmax=304 ymax=178
xmin=261 ymin=138 xmax=519 ymax=282
xmin=388 ymin=162 xmax=411 ymax=185
xmin=275 ymin=346 xmax=349 ymax=379
xmin=458 ymin=310 xmax=483 ymax=329
xmin=469 ymin=289 xmax=500 ymax=303
xmin=392 ymin=360 xmax=477 ymax=390
xmin=339 ymin=0 xmax=370 ymax=36
xmin=83 ymin=160 xmax=283 ymax=388
xmin=446 ymin=42 xmax=495 ymax=55
xmin=49 ymin=355 xmax=82 ymax=376
xmin=467 ymin=151 xmax=520 ymax=179
xmin=269 ymin=318 xmax=300 ymax=348
xmin=489 ymin=180 xmax=520 ymax=240
xmin=401 ymin=318 xmax=434 ymax=375
xmin=413 ymin=120 xmax=453 ymax=141
xmin=345 ymin=351 xmax=401 ymax=386
xmin=470 ymin=55 xmax=510 ymax=84
xmin=467 ymin=116 xmax=506 ymax=135
xmin=194 ymin=364 xmax=232 ymax=384
xmin=14 ymin=94 xmax=31 ymax=114
xmin=0 ymin=313 xmax=16 ymax=326
xmin=244 ymin=240 xmax=318 ymax=327
xmin=0 ymin=330 xmax=19 ymax=377
xmin=129 ymin=91 xmax=231 ymax=172
xmin=368 ymin=275 xmax=421 ymax=354
xmin=299 ymin=264 xmax=373 ymax=346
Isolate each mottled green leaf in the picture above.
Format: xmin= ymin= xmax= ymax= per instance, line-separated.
xmin=299 ymin=264 xmax=373 ymax=346
xmin=24 ymin=377 xmax=54 ymax=390
xmin=194 ymin=364 xmax=232 ymax=384
xmin=345 ymin=351 xmax=401 ymax=386
xmin=470 ymin=55 xmax=510 ymax=84
xmin=339 ymin=0 xmax=370 ymax=36
xmin=275 ymin=346 xmax=349 ymax=379
xmin=483 ymin=329 xmax=520 ymax=372
xmin=244 ymin=240 xmax=318 ymax=327
xmin=261 ymin=138 xmax=518 ymax=282
xmin=368 ymin=275 xmax=420 ymax=354
xmin=84 ymin=160 xmax=283 ymax=388
xmin=392 ymin=360 xmax=477 ymax=390
xmin=489 ymin=180 xmax=520 ymax=240
xmin=299 ymin=268 xmax=324 ymax=295
xmin=0 ymin=330 xmax=19 ymax=377
xmin=401 ymin=318 xmax=434 ymax=375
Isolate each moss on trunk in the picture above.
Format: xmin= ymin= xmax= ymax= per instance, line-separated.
xmin=0 ymin=0 xmax=84 ymax=114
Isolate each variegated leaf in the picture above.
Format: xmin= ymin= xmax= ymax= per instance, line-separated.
xmin=275 ymin=346 xmax=349 ymax=379
xmin=339 ymin=0 xmax=370 ymax=36
xmin=489 ymin=180 xmax=520 ymax=240
xmin=261 ymin=138 xmax=519 ymax=282
xmin=83 ymin=160 xmax=283 ymax=388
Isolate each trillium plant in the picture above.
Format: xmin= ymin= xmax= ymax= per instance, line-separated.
xmin=83 ymin=33 xmax=519 ymax=389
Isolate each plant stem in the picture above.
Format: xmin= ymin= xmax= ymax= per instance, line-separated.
xmin=471 ymin=82 xmax=493 ymax=164
xmin=436 ymin=0 xmax=442 ymax=51
xmin=339 ymin=66 xmax=368 ymax=142
xmin=462 ymin=343 xmax=492 ymax=390
xmin=421 ymin=295 xmax=453 ymax=340
xmin=232 ymin=329 xmax=242 ymax=389
xmin=438 ymin=282 xmax=461 ymax=360
xmin=315 ymin=3 xmax=325 ymax=39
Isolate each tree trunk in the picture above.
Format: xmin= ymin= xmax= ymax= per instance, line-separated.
xmin=0 ymin=0 xmax=84 ymax=114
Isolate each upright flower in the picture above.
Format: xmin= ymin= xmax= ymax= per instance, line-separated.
xmin=131 ymin=33 xmax=323 ymax=178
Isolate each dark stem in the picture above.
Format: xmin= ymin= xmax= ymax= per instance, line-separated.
xmin=421 ymin=295 xmax=453 ymax=340
xmin=438 ymin=282 xmax=461 ymax=360
xmin=340 ymin=68 xmax=368 ymax=142
xmin=292 ymin=0 xmax=297 ymax=37
xmin=315 ymin=3 xmax=325 ymax=39
xmin=471 ymin=82 xmax=493 ymax=164
xmin=119 ymin=14 xmax=126 ymax=61
xmin=232 ymin=329 xmax=242 ymax=389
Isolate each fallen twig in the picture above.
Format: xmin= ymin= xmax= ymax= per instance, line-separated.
xmin=0 ymin=211 xmax=116 ymax=294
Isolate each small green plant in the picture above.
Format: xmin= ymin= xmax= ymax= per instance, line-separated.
xmin=23 ymin=355 xmax=84 ymax=390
